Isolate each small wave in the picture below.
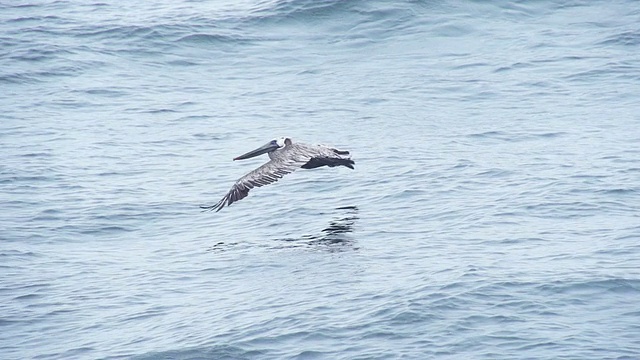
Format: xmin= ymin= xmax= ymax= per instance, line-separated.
xmin=13 ymin=293 xmax=42 ymax=301
xmin=132 ymin=345 xmax=266 ymax=360
xmin=2 ymin=175 xmax=54 ymax=183
xmin=0 ymin=250 xmax=40 ymax=258
xmin=0 ymin=72 xmax=46 ymax=85
xmin=538 ymin=278 xmax=640 ymax=295
xmin=18 ymin=152 xmax=54 ymax=158
xmin=493 ymin=62 xmax=534 ymax=73
xmin=74 ymin=24 xmax=162 ymax=41
xmin=79 ymin=225 xmax=134 ymax=235
xmin=467 ymin=130 xmax=507 ymax=138
xmin=0 ymin=65 xmax=87 ymax=84
xmin=466 ymin=131 xmax=566 ymax=142
xmin=598 ymin=30 xmax=640 ymax=46
xmin=174 ymin=33 xmax=251 ymax=45
xmin=246 ymin=0 xmax=353 ymax=24
xmin=598 ymin=188 xmax=637 ymax=195
xmin=166 ymin=59 xmax=201 ymax=66
xmin=8 ymin=46 xmax=74 ymax=62
xmin=74 ymin=88 xmax=128 ymax=97
xmin=143 ymin=108 xmax=178 ymax=114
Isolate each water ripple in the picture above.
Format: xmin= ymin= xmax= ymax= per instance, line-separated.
xmin=1 ymin=0 xmax=640 ymax=359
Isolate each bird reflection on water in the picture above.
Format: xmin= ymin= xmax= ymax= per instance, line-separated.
xmin=206 ymin=206 xmax=359 ymax=252
xmin=283 ymin=205 xmax=359 ymax=252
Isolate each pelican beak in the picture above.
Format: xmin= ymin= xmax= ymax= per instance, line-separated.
xmin=233 ymin=141 xmax=278 ymax=160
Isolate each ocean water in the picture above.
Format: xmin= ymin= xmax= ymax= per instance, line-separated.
xmin=1 ymin=0 xmax=640 ymax=359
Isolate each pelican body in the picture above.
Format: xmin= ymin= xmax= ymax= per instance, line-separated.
xmin=201 ymin=137 xmax=354 ymax=212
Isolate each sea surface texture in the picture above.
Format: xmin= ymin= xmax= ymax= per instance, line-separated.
xmin=1 ymin=0 xmax=640 ymax=359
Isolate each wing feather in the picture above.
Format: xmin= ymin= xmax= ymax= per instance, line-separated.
xmin=200 ymin=153 xmax=308 ymax=212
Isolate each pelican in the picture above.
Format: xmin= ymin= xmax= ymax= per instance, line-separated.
xmin=201 ymin=137 xmax=355 ymax=212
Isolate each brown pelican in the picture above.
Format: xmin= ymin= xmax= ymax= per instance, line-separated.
xmin=201 ymin=137 xmax=355 ymax=212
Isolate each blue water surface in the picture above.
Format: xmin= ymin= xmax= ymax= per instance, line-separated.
xmin=1 ymin=0 xmax=640 ymax=359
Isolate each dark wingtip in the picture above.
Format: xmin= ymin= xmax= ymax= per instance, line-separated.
xmin=200 ymin=199 xmax=225 ymax=212
xmin=200 ymin=205 xmax=224 ymax=212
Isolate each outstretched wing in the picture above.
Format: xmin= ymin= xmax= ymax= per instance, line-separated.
xmin=200 ymin=155 xmax=307 ymax=212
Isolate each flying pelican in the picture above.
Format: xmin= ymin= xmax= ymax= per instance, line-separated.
xmin=201 ymin=137 xmax=355 ymax=212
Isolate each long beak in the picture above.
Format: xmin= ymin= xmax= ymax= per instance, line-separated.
xmin=233 ymin=142 xmax=278 ymax=160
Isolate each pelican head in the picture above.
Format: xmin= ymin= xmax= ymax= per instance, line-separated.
xmin=233 ymin=137 xmax=292 ymax=160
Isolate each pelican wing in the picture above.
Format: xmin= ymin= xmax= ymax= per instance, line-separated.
xmin=201 ymin=153 xmax=307 ymax=212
